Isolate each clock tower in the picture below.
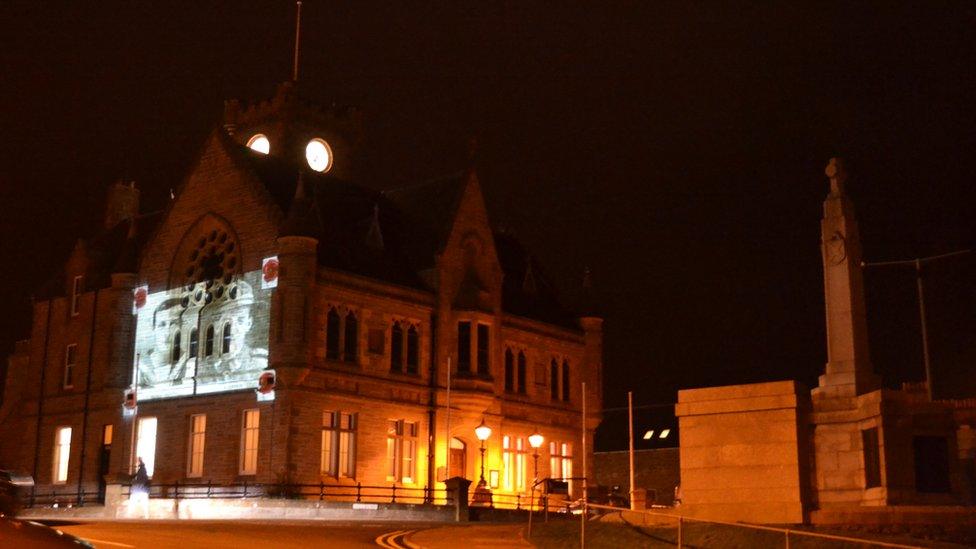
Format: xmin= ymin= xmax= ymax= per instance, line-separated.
xmin=222 ymin=81 xmax=364 ymax=181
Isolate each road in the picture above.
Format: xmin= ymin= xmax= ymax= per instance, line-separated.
xmin=51 ymin=520 xmax=429 ymax=548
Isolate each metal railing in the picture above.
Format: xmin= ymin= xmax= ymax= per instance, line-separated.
xmin=118 ymin=481 xmax=453 ymax=506
xmin=587 ymin=503 xmax=924 ymax=549
xmin=25 ymin=486 xmax=102 ymax=508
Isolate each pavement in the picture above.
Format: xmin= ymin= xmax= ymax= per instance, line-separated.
xmin=39 ymin=519 xmax=534 ymax=549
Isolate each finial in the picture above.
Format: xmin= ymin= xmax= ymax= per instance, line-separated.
xmin=825 ymin=157 xmax=847 ymax=196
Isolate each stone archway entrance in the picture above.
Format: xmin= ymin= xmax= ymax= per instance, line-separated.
xmin=449 ymin=437 xmax=466 ymax=479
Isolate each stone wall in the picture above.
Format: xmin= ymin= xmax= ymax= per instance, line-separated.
xmin=675 ymin=380 xmax=810 ymax=524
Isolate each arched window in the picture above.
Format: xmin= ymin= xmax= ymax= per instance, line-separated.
xmin=390 ymin=322 xmax=403 ymax=372
xmin=326 ymin=309 xmax=340 ymax=360
xmin=222 ymin=324 xmax=232 ymax=354
xmin=562 ymin=359 xmax=570 ymax=401
xmin=205 ymin=325 xmax=214 ymax=356
xmin=406 ymin=326 xmax=419 ymax=374
xmin=550 ymin=359 xmax=559 ymax=400
xmin=504 ymin=349 xmax=514 ymax=393
xmin=517 ymin=351 xmax=527 ymax=394
xmin=188 ymin=328 xmax=199 ymax=359
xmin=343 ymin=312 xmax=358 ymax=363
xmin=171 ymin=331 xmax=182 ymax=363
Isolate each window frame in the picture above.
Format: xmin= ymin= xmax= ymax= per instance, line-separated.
xmin=240 ymin=409 xmax=260 ymax=475
xmin=63 ymin=343 xmax=77 ymax=389
xmin=187 ymin=414 xmax=206 ymax=478
xmin=321 ymin=411 xmax=357 ymax=478
xmin=53 ymin=426 xmax=72 ymax=484
xmin=70 ymin=275 xmax=83 ymax=317
xmin=386 ymin=419 xmax=418 ymax=484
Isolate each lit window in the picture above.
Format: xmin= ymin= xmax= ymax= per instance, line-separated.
xmin=305 ymin=138 xmax=333 ymax=172
xmin=136 ymin=417 xmax=158 ymax=477
xmin=102 ymin=424 xmax=113 ymax=446
xmin=187 ymin=414 xmax=206 ymax=477
xmin=53 ymin=427 xmax=72 ymax=484
xmin=322 ymin=411 xmax=357 ymax=478
xmin=643 ymin=430 xmax=655 ymax=440
xmin=502 ymin=436 xmax=528 ymax=492
xmin=63 ymin=344 xmax=77 ymax=389
xmin=247 ymin=134 xmax=270 ymax=154
xmin=240 ymin=409 xmax=260 ymax=475
xmin=659 ymin=429 xmax=671 ymax=439
xmin=71 ymin=276 xmax=83 ymax=316
xmin=386 ymin=419 xmax=418 ymax=483
xmin=549 ymin=441 xmax=573 ymax=491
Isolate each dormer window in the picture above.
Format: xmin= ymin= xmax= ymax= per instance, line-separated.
xmin=246 ymin=134 xmax=270 ymax=154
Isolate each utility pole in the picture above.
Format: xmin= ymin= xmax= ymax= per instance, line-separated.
xmin=628 ymin=391 xmax=635 ymax=509
xmin=862 ymin=248 xmax=973 ymax=400
xmin=581 ymin=381 xmax=587 ymax=548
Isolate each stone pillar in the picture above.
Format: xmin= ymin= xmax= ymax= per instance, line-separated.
xmin=813 ymin=158 xmax=879 ymax=399
xmin=444 ymin=476 xmax=472 ymax=522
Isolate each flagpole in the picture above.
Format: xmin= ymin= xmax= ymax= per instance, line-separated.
xmin=292 ymin=1 xmax=303 ymax=81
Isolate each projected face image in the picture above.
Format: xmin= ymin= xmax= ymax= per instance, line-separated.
xmin=133 ymin=270 xmax=271 ymax=400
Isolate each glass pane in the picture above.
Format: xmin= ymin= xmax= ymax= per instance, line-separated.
xmin=136 ymin=417 xmax=158 ymax=477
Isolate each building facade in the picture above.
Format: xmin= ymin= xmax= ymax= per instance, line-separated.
xmin=0 ymin=82 xmax=603 ymax=506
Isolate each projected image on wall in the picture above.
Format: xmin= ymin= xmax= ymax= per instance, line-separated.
xmin=132 ymin=269 xmax=272 ymax=400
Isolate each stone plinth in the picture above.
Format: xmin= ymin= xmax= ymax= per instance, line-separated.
xmin=675 ymin=380 xmax=809 ymax=524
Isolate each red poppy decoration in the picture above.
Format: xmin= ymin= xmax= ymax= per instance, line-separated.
xmin=133 ymin=286 xmax=148 ymax=310
xmin=258 ymin=370 xmax=276 ymax=394
xmin=262 ymin=257 xmax=279 ymax=287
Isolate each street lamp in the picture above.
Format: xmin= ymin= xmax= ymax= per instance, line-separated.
xmin=475 ymin=418 xmax=492 ymax=483
xmin=528 ymin=431 xmax=544 ymax=513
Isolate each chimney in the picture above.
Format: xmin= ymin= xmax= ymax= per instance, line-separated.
xmin=104 ymin=180 xmax=140 ymax=229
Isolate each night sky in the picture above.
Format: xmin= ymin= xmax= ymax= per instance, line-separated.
xmin=2 ymin=2 xmax=975 ymax=450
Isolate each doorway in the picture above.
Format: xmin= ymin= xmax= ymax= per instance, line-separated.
xmin=449 ymin=437 xmax=466 ymax=479
xmin=97 ymin=425 xmax=113 ymax=503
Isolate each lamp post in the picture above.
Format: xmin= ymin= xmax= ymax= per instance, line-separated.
xmin=475 ymin=418 xmax=492 ymax=483
xmin=528 ymin=431 xmax=544 ymax=513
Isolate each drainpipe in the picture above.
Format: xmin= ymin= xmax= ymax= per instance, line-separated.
xmin=31 ymin=298 xmax=53 ymax=498
xmin=76 ymin=288 xmax=100 ymax=506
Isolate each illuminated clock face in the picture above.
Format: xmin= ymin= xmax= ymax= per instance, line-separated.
xmin=246 ymin=134 xmax=270 ymax=155
xmin=305 ymin=138 xmax=333 ymax=172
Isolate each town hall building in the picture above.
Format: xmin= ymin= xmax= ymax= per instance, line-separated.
xmin=0 ymin=81 xmax=603 ymax=509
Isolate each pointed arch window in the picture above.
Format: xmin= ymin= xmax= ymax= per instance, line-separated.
xmin=562 ymin=359 xmax=570 ymax=401
xmin=326 ymin=309 xmax=341 ymax=360
xmin=550 ymin=359 xmax=559 ymax=401
xmin=517 ymin=351 xmax=527 ymax=394
xmin=406 ymin=326 xmax=419 ymax=374
xmin=391 ymin=323 xmax=404 ymax=372
xmin=222 ymin=324 xmax=232 ymax=354
xmin=504 ymin=349 xmax=514 ymax=393
xmin=343 ymin=312 xmax=358 ymax=363
xmin=205 ymin=325 xmax=215 ymax=357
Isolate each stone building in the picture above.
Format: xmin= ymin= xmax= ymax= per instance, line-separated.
xmin=675 ymin=158 xmax=974 ymax=525
xmin=0 ymin=82 xmax=603 ymax=507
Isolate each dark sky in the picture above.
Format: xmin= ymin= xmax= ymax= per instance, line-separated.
xmin=2 ymin=2 xmax=975 ymax=450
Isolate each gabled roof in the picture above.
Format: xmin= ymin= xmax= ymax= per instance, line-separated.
xmin=494 ymin=231 xmax=579 ymax=329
